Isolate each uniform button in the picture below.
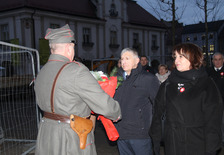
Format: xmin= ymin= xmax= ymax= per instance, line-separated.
xmin=139 ymin=109 xmax=141 ymax=112
xmin=58 ymin=120 xmax=61 ymax=124
xmin=142 ymin=127 xmax=144 ymax=130
xmin=41 ymin=119 xmax=44 ymax=122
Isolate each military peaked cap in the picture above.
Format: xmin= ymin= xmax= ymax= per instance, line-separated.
xmin=45 ymin=24 xmax=76 ymax=44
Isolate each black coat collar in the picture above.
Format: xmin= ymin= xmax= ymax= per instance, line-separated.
xmin=126 ymin=63 xmax=142 ymax=79
xmin=169 ymin=67 xmax=208 ymax=83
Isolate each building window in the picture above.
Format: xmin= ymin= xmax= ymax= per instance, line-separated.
xmin=50 ymin=24 xmax=60 ymax=29
xmin=83 ymin=28 xmax=91 ymax=43
xmin=152 ymin=35 xmax=157 ymax=47
xmin=109 ymin=0 xmax=118 ymax=17
xmin=201 ymin=34 xmax=205 ymax=40
xmin=202 ymin=45 xmax=206 ymax=53
xmin=151 ymin=35 xmax=159 ymax=50
xmin=109 ymin=30 xmax=119 ymax=48
xmin=109 ymin=26 xmax=119 ymax=48
xmin=194 ymin=36 xmax=197 ymax=41
xmin=209 ymin=33 xmax=214 ymax=39
xmin=110 ymin=31 xmax=117 ymax=45
xmin=210 ymin=44 xmax=214 ymax=51
xmin=133 ymin=33 xmax=141 ymax=51
xmin=186 ymin=36 xmax=190 ymax=41
xmin=1 ymin=24 xmax=9 ymax=41
xmin=82 ymin=28 xmax=94 ymax=47
xmin=132 ymin=33 xmax=140 ymax=50
xmin=133 ymin=33 xmax=139 ymax=44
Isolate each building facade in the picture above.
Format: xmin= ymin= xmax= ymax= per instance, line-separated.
xmin=182 ymin=20 xmax=224 ymax=56
xmin=0 ymin=0 xmax=166 ymax=66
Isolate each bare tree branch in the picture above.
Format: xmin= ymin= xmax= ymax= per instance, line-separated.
xmin=196 ymin=0 xmax=222 ymax=20
xmin=144 ymin=0 xmax=187 ymax=46
xmin=144 ymin=0 xmax=186 ymax=21
xmin=195 ymin=0 xmax=222 ymax=66
xmin=144 ymin=0 xmax=163 ymax=19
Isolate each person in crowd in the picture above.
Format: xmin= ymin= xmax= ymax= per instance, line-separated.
xmin=116 ymin=58 xmax=126 ymax=79
xmin=116 ymin=58 xmax=126 ymax=82
xmin=151 ymin=59 xmax=160 ymax=74
xmin=114 ymin=48 xmax=160 ymax=155
xmin=110 ymin=58 xmax=126 ymax=88
xmin=150 ymin=43 xmax=223 ymax=155
xmin=207 ymin=52 xmax=224 ymax=102
xmin=207 ymin=52 xmax=224 ymax=145
xmin=155 ymin=64 xmax=171 ymax=84
xmin=34 ymin=24 xmax=121 ymax=155
xmin=117 ymin=58 xmax=122 ymax=68
xmin=140 ymin=55 xmax=155 ymax=74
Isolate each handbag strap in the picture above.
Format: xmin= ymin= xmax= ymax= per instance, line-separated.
xmin=51 ymin=63 xmax=70 ymax=113
xmin=162 ymin=79 xmax=169 ymax=120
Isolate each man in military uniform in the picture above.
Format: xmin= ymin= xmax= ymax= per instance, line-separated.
xmin=34 ymin=24 xmax=121 ymax=155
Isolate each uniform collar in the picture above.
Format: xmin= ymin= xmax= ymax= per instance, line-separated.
xmin=48 ymin=54 xmax=70 ymax=62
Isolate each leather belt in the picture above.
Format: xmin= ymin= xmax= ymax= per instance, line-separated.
xmin=44 ymin=112 xmax=70 ymax=123
xmin=43 ymin=111 xmax=90 ymax=124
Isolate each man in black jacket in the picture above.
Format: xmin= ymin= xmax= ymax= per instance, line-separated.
xmin=140 ymin=55 xmax=155 ymax=74
xmin=207 ymin=52 xmax=224 ymax=145
xmin=114 ymin=48 xmax=160 ymax=155
xmin=207 ymin=53 xmax=224 ymax=100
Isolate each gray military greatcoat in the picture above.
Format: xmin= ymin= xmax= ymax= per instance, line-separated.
xmin=35 ymin=54 xmax=121 ymax=155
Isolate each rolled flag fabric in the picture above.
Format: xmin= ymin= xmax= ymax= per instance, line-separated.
xmin=98 ymin=76 xmax=119 ymax=141
xmin=90 ymin=71 xmax=119 ymax=141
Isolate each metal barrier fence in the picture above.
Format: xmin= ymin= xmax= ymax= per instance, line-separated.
xmin=0 ymin=41 xmax=40 ymax=155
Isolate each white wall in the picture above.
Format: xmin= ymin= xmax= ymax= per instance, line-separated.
xmin=0 ymin=0 xmax=166 ymax=62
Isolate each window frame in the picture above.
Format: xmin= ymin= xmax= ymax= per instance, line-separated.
xmin=0 ymin=24 xmax=9 ymax=41
xmin=83 ymin=27 xmax=91 ymax=43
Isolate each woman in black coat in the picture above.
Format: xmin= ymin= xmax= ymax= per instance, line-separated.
xmin=150 ymin=43 xmax=223 ymax=155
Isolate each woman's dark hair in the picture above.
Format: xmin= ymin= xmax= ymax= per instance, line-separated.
xmin=172 ymin=43 xmax=204 ymax=69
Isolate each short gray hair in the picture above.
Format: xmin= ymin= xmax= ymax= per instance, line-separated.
xmin=213 ymin=52 xmax=224 ymax=59
xmin=121 ymin=47 xmax=139 ymax=58
xmin=49 ymin=43 xmax=70 ymax=53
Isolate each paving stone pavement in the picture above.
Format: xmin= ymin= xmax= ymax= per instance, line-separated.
xmin=95 ymin=120 xmax=119 ymax=155
xmin=26 ymin=120 xmax=224 ymax=155
xmin=94 ymin=120 xmax=224 ymax=155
